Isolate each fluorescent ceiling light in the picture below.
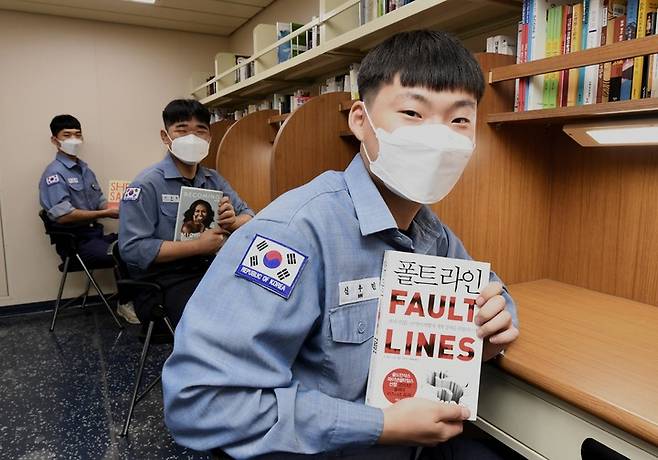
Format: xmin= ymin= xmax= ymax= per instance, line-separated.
xmin=126 ymin=0 xmax=156 ymax=4
xmin=563 ymin=119 xmax=658 ymax=147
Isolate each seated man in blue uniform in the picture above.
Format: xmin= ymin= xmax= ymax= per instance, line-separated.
xmin=39 ymin=114 xmax=139 ymax=324
xmin=162 ymin=31 xmax=520 ymax=459
xmin=118 ymin=99 xmax=253 ymax=328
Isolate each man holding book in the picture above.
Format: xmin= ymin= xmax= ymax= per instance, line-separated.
xmin=163 ymin=32 xmax=519 ymax=459
xmin=39 ymin=114 xmax=139 ymax=324
xmin=118 ymin=99 xmax=253 ymax=329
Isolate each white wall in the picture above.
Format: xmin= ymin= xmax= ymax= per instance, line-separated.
xmin=0 ymin=10 xmax=228 ymax=307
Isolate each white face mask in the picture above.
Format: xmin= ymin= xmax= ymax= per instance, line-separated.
xmin=166 ymin=132 xmax=209 ymax=165
xmin=363 ymin=106 xmax=475 ymax=204
xmin=58 ymin=138 xmax=82 ymax=157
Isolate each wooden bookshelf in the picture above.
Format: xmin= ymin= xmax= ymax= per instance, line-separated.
xmin=502 ymin=279 xmax=658 ymax=445
xmin=489 ymin=34 xmax=658 ymax=83
xmin=199 ymin=0 xmax=519 ymax=108
xmin=488 ymin=98 xmax=658 ymax=125
xmin=339 ymin=100 xmax=354 ymax=112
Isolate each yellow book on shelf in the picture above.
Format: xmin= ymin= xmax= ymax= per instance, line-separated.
xmin=568 ymin=3 xmax=584 ymax=106
xmin=632 ymin=0 xmax=658 ymax=99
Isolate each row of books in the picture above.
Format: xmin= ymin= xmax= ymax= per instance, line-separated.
xmin=486 ymin=35 xmax=517 ymax=56
xmin=516 ymin=0 xmax=658 ymax=111
xmin=277 ymin=20 xmax=321 ymax=64
xmin=359 ymin=0 xmax=416 ymax=25
xmin=320 ymin=63 xmax=361 ymax=100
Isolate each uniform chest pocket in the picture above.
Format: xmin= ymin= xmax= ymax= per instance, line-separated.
xmin=329 ymin=300 xmax=377 ymax=344
xmin=160 ymin=202 xmax=178 ymax=219
xmin=66 ymin=179 xmax=84 ymax=192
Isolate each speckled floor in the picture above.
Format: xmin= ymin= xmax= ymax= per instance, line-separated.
xmin=0 ymin=305 xmax=210 ymax=460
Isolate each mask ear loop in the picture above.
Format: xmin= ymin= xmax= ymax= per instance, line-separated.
xmin=361 ymin=103 xmax=378 ymax=163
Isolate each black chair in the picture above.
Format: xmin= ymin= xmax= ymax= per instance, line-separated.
xmin=39 ymin=210 xmax=122 ymax=332
xmin=111 ymin=242 xmax=175 ymax=437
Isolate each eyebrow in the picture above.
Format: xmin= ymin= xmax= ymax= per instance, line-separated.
xmin=397 ymin=91 xmax=432 ymax=105
xmin=450 ymin=100 xmax=477 ymax=110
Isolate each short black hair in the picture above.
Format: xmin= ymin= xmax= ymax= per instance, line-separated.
xmin=162 ymin=99 xmax=211 ymax=129
xmin=50 ymin=115 xmax=81 ymax=136
xmin=357 ymin=30 xmax=485 ymax=103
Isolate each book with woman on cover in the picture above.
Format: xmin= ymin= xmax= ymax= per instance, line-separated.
xmin=365 ymin=250 xmax=490 ymax=421
xmin=174 ymin=186 xmax=223 ymax=241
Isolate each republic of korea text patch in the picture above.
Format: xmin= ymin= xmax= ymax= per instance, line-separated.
xmin=235 ymin=234 xmax=308 ymax=299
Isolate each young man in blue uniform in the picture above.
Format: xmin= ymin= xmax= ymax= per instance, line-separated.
xmin=39 ymin=114 xmax=139 ymax=324
xmin=163 ymin=31 xmax=520 ymax=459
xmin=118 ymin=99 xmax=253 ymax=329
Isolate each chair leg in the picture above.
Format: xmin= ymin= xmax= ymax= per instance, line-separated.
xmin=120 ymin=320 xmax=154 ymax=437
xmin=81 ymin=277 xmax=92 ymax=309
xmin=76 ymin=254 xmax=123 ymax=330
xmin=50 ymin=257 xmax=71 ymax=332
xmin=162 ymin=315 xmax=175 ymax=337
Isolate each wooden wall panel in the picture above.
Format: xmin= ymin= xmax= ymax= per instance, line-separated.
xmin=217 ymin=110 xmax=278 ymax=213
xmin=548 ymin=132 xmax=658 ymax=306
xmin=271 ymin=92 xmax=360 ymax=199
xmin=203 ymin=119 xmax=234 ymax=172
xmin=432 ymin=53 xmax=553 ymax=285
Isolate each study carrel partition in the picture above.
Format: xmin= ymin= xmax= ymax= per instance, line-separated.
xmin=216 ymin=92 xmax=359 ymax=214
xmin=201 ymin=119 xmax=234 ymax=172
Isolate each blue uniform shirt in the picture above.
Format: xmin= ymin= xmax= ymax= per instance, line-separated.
xmin=39 ymin=152 xmax=107 ymax=221
xmin=162 ymin=155 xmax=519 ymax=459
xmin=118 ymin=153 xmax=254 ymax=273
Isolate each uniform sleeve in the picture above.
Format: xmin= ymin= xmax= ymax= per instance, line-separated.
xmin=39 ymin=172 xmax=74 ymax=221
xmin=118 ymin=182 xmax=163 ymax=272
xmin=442 ymin=225 xmax=519 ymax=328
xmin=162 ymin=219 xmax=384 ymax=458
xmin=217 ymin=174 xmax=255 ymax=217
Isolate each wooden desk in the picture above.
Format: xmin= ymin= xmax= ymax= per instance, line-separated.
xmin=475 ymin=279 xmax=658 ymax=459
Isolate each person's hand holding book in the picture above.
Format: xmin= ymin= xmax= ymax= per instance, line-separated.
xmin=474 ymin=282 xmax=519 ymax=361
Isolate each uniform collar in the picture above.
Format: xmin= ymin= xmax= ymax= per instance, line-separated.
xmin=343 ymin=154 xmax=443 ymax=243
xmin=162 ymin=153 xmax=212 ymax=182
xmin=55 ymin=151 xmax=83 ymax=169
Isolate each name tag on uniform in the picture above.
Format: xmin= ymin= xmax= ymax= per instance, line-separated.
xmin=339 ymin=277 xmax=380 ymax=306
xmin=161 ymin=194 xmax=180 ymax=203
xmin=67 ymin=177 xmax=79 ymax=184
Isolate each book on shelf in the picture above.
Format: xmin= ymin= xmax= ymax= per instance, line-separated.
xmin=359 ymin=0 xmax=415 ymax=25
xmin=634 ymin=0 xmax=658 ymax=98
xmin=365 ymin=250 xmax=489 ymax=420
xmin=173 ymin=187 xmax=223 ymax=242
xmin=277 ymin=22 xmax=304 ymax=63
xmin=486 ymin=35 xmax=517 ymax=55
xmin=621 ymin=0 xmax=638 ymax=100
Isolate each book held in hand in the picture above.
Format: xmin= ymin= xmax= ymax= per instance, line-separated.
xmin=365 ymin=250 xmax=490 ymax=421
xmin=173 ymin=186 xmax=223 ymax=242
xmin=107 ymin=180 xmax=131 ymax=209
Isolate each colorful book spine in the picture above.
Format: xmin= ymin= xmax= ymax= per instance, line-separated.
xmin=578 ymin=0 xmax=590 ymax=105
xmin=584 ymin=0 xmax=602 ymax=104
xmin=609 ymin=15 xmax=627 ymax=100
xmin=559 ymin=5 xmax=573 ymax=106
xmin=621 ymin=0 xmax=639 ymax=99
xmin=568 ymin=2 xmax=584 ymax=106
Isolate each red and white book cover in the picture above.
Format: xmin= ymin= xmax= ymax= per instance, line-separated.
xmin=365 ymin=250 xmax=490 ymax=421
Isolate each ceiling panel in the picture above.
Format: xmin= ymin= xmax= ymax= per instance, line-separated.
xmin=0 ymin=0 xmax=277 ymax=36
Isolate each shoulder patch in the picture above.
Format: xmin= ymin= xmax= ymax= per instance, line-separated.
xmin=122 ymin=187 xmax=141 ymax=201
xmin=235 ymin=234 xmax=308 ymax=299
xmin=46 ymin=174 xmax=60 ymax=186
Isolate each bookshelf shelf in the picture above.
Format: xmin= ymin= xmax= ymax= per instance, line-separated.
xmin=200 ymin=0 xmax=519 ymax=108
xmin=487 ymin=98 xmax=658 ymax=124
xmin=489 ymin=34 xmax=658 ymax=83
xmin=503 ymin=279 xmax=658 ymax=445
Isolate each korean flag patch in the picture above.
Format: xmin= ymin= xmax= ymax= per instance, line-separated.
xmin=46 ymin=174 xmax=60 ymax=186
xmin=235 ymin=234 xmax=308 ymax=299
xmin=122 ymin=187 xmax=141 ymax=201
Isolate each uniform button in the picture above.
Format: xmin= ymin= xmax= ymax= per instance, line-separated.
xmin=357 ymin=321 xmax=366 ymax=334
